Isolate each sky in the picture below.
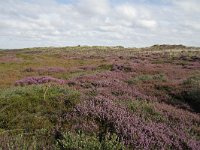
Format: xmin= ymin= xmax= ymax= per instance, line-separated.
xmin=0 ymin=0 xmax=200 ymax=49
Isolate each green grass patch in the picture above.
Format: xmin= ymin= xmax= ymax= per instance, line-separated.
xmin=126 ymin=74 xmax=167 ymax=85
xmin=57 ymin=131 xmax=126 ymax=150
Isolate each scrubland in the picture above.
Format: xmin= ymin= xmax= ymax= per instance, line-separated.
xmin=0 ymin=45 xmax=200 ymax=149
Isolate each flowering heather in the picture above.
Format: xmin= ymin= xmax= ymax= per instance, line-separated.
xmin=154 ymin=102 xmax=200 ymax=127
xmin=1 ymin=46 xmax=200 ymax=149
xmin=67 ymin=71 xmax=152 ymax=100
xmin=0 ymin=55 xmax=21 ymax=62
xmin=15 ymin=76 xmax=66 ymax=86
xmin=74 ymin=96 xmax=200 ymax=149
xmin=184 ymin=62 xmax=200 ymax=70
xmin=111 ymin=64 xmax=133 ymax=72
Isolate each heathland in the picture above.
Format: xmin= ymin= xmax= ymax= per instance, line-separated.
xmin=0 ymin=45 xmax=200 ymax=149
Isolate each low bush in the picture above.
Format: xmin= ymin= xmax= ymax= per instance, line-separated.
xmin=0 ymin=84 xmax=80 ymax=131
xmin=182 ymin=74 xmax=200 ymax=112
xmin=0 ymin=129 xmax=55 ymax=149
xmin=121 ymin=100 xmax=165 ymax=122
xmin=75 ymin=97 xmax=200 ymax=149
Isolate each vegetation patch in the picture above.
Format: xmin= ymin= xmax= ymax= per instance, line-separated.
xmin=15 ymin=76 xmax=66 ymax=86
xmin=0 ymin=129 xmax=55 ymax=149
xmin=57 ymin=131 xmax=126 ymax=150
xmin=0 ymin=85 xmax=80 ymax=131
xmin=0 ymin=47 xmax=200 ymax=149
xmin=181 ymin=74 xmax=200 ymax=112
xmin=126 ymin=73 xmax=167 ymax=85
xmin=119 ymin=99 xmax=165 ymax=122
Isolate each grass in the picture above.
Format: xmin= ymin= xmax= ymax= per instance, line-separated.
xmin=126 ymin=73 xmax=167 ymax=85
xmin=0 ymin=51 xmax=103 ymax=88
xmin=0 ymin=129 xmax=55 ymax=149
xmin=58 ymin=131 xmax=126 ymax=150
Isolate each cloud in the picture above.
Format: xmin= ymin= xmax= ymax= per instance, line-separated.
xmin=77 ymin=0 xmax=110 ymax=15
xmin=0 ymin=0 xmax=200 ymax=48
xmin=170 ymin=0 xmax=200 ymax=13
xmin=137 ymin=20 xmax=157 ymax=29
xmin=116 ymin=5 xmax=137 ymax=20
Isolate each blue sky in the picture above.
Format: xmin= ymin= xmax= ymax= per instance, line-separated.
xmin=0 ymin=0 xmax=200 ymax=49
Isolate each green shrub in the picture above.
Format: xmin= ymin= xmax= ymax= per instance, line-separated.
xmin=125 ymin=100 xmax=165 ymax=122
xmin=126 ymin=74 xmax=166 ymax=85
xmin=0 ymin=84 xmax=80 ymax=131
xmin=57 ymin=131 xmax=126 ymax=150
xmin=98 ymin=64 xmax=113 ymax=71
xmin=183 ymin=74 xmax=200 ymax=86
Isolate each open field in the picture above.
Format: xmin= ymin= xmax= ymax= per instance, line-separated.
xmin=0 ymin=45 xmax=200 ymax=149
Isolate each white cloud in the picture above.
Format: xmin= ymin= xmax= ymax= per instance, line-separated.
xmin=137 ymin=20 xmax=157 ymax=30
xmin=0 ymin=0 xmax=200 ymax=48
xmin=116 ymin=5 xmax=137 ymax=20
